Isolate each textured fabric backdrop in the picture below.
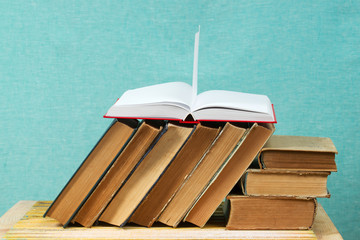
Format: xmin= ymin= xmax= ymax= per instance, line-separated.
xmin=0 ymin=1 xmax=359 ymax=238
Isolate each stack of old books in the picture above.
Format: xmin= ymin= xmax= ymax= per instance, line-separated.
xmin=44 ymin=30 xmax=337 ymax=231
xmin=44 ymin=119 xmax=275 ymax=228
xmin=226 ymin=135 xmax=337 ymax=230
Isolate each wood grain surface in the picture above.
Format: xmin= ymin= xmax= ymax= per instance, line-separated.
xmin=0 ymin=201 xmax=342 ymax=239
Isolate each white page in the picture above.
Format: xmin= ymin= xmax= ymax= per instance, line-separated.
xmin=192 ymin=26 xmax=200 ymax=105
xmin=192 ymin=90 xmax=272 ymax=115
xmin=115 ymin=82 xmax=193 ymax=110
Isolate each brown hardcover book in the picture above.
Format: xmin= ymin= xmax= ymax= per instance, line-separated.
xmin=185 ymin=123 xmax=275 ymax=227
xmin=259 ymin=135 xmax=338 ymax=171
xmin=73 ymin=121 xmax=163 ymax=227
xmin=44 ymin=119 xmax=139 ymax=226
xmin=157 ymin=123 xmax=246 ymax=227
xmin=241 ymin=169 xmax=330 ymax=198
xmin=129 ymin=124 xmax=221 ymax=227
xmin=99 ymin=123 xmax=194 ymax=227
xmin=225 ymin=195 xmax=317 ymax=230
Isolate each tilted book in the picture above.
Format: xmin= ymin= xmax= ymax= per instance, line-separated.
xmin=157 ymin=123 xmax=247 ymax=227
xmin=104 ymin=28 xmax=276 ymax=123
xmin=73 ymin=121 xmax=164 ymax=227
xmin=44 ymin=119 xmax=140 ymax=227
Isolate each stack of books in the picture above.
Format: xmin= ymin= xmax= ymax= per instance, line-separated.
xmin=225 ymin=135 xmax=337 ymax=230
xmin=44 ymin=29 xmax=337 ymax=231
xmin=44 ymin=119 xmax=275 ymax=228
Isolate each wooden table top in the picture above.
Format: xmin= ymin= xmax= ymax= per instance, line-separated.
xmin=0 ymin=201 xmax=342 ymax=239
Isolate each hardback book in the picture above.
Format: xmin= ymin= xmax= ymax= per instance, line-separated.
xmin=99 ymin=123 xmax=195 ymax=227
xmin=225 ymin=195 xmax=317 ymax=230
xmin=184 ymin=123 xmax=275 ymax=227
xmin=129 ymin=123 xmax=221 ymax=227
xmin=241 ymin=169 xmax=330 ymax=198
xmin=157 ymin=123 xmax=247 ymax=227
xmin=258 ymin=135 xmax=337 ymax=171
xmin=104 ymin=29 xmax=276 ymax=123
xmin=72 ymin=121 xmax=164 ymax=227
xmin=44 ymin=119 xmax=140 ymax=226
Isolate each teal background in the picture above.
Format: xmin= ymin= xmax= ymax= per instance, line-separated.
xmin=1 ymin=0 xmax=359 ymax=238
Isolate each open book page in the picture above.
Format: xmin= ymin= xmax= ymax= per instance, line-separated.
xmin=191 ymin=90 xmax=272 ymax=115
xmin=192 ymin=27 xmax=200 ymax=105
xmin=114 ymin=82 xmax=193 ymax=110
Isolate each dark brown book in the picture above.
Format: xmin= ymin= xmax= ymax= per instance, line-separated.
xmin=259 ymin=135 xmax=337 ymax=171
xmin=241 ymin=169 xmax=330 ymax=198
xmin=157 ymin=123 xmax=246 ymax=227
xmin=185 ymin=123 xmax=274 ymax=227
xmin=99 ymin=123 xmax=194 ymax=227
xmin=73 ymin=121 xmax=163 ymax=227
xmin=225 ymin=195 xmax=317 ymax=230
xmin=129 ymin=124 xmax=221 ymax=227
xmin=44 ymin=119 xmax=139 ymax=226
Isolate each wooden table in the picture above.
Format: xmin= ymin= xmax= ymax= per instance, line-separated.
xmin=0 ymin=201 xmax=342 ymax=239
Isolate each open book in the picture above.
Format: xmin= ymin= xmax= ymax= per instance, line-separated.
xmin=105 ymin=28 xmax=276 ymax=123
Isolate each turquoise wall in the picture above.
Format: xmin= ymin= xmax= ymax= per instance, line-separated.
xmin=1 ymin=1 xmax=359 ymax=238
